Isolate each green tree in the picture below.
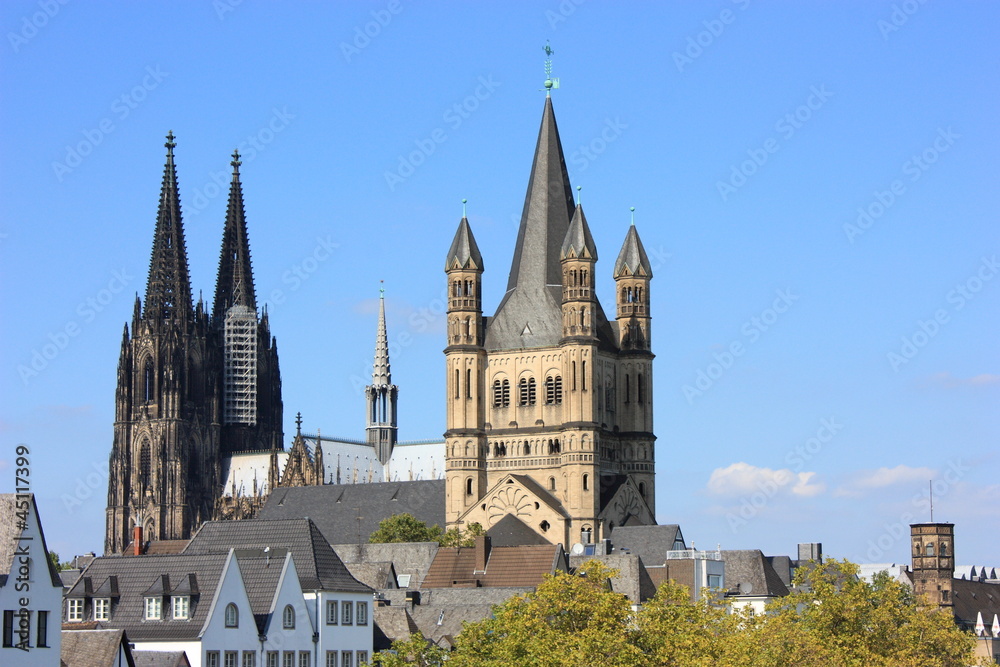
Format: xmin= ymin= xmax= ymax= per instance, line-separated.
xmin=371 ymin=631 xmax=448 ymax=666
xmin=368 ymin=514 xmax=443 ymax=544
xmin=48 ymin=551 xmax=70 ymax=572
xmin=438 ymin=522 xmax=485 ymax=548
xmin=450 ymin=560 xmax=644 ymax=667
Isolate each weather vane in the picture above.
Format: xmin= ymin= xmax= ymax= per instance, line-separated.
xmin=543 ymin=41 xmax=560 ymax=96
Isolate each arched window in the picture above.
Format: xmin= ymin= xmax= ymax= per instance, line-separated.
xmin=639 ymin=482 xmax=646 ymax=499
xmin=940 ymin=543 xmax=948 ymax=557
xmin=625 ymin=374 xmax=631 ymax=403
xmin=926 ymin=543 xmax=935 ymax=557
xmin=913 ymin=541 xmax=922 ymax=556
xmin=283 ymin=604 xmax=295 ymax=629
xmin=548 ymin=477 xmax=556 ymax=491
xmin=225 ymin=603 xmax=238 ymax=628
xmin=571 ymin=361 xmax=577 ymax=391
xmin=139 ymin=441 xmax=151 ymax=490
xmin=519 ymin=377 xmax=536 ymax=406
xmin=539 ymin=520 xmax=550 ymax=532
xmin=454 ymin=369 xmax=460 ymax=399
xmin=582 ymin=362 xmax=587 ymax=391
xmin=637 ymin=373 xmax=645 ymax=404
xmin=466 ymin=369 xmax=472 ymax=399
xmin=583 ymin=474 xmax=589 ymax=491
xmin=466 ymin=478 xmax=473 ymax=496
xmin=523 ymin=442 xmax=530 ymax=456
xmin=143 ymin=360 xmax=154 ymax=402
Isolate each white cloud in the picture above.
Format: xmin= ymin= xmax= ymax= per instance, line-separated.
xmin=707 ymin=462 xmax=825 ymax=498
xmin=855 ymin=464 xmax=936 ymax=489
xmin=926 ymin=372 xmax=1000 ymax=389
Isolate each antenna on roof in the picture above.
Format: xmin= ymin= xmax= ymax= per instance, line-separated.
xmin=929 ymin=479 xmax=934 ymax=522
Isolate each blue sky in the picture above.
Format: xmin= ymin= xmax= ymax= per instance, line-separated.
xmin=1 ymin=1 xmax=997 ymax=566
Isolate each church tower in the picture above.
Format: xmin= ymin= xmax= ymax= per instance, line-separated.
xmin=106 ymin=133 xmax=220 ymax=555
xmin=366 ymin=285 xmax=399 ymax=464
xmin=106 ymin=138 xmax=282 ymax=554
xmin=213 ymin=150 xmax=283 ymax=454
xmin=444 ymin=55 xmax=657 ymax=547
xmin=911 ymin=522 xmax=955 ymax=608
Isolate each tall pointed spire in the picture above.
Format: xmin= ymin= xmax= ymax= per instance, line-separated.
xmin=213 ymin=150 xmax=257 ymax=319
xmin=372 ymin=282 xmax=391 ymax=385
xmin=144 ymin=132 xmax=193 ymax=324
xmin=614 ymin=220 xmax=653 ymax=279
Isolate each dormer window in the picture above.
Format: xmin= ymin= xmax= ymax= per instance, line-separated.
xmin=225 ymin=603 xmax=238 ymax=628
xmin=172 ymin=596 xmax=190 ymax=620
xmin=144 ymin=597 xmax=162 ymax=621
xmin=67 ymin=599 xmax=84 ymax=622
xmin=94 ymin=598 xmax=110 ymax=621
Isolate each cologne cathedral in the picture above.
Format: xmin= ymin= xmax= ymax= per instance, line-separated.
xmin=104 ymin=135 xmax=283 ymax=555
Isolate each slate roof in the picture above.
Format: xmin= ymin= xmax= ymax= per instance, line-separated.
xmin=445 ymin=216 xmax=484 ymax=271
xmin=560 ymin=205 xmax=597 ymax=260
xmin=66 ymin=553 xmax=229 ymax=642
xmin=0 ymin=493 xmax=63 ymax=588
xmin=345 ymin=561 xmax=398 ymax=590
xmin=373 ymin=605 xmax=419 ymax=650
xmin=951 ymin=578 xmax=1000 ymax=631
xmin=234 ymin=550 xmax=290 ymax=632
xmin=487 ymin=514 xmax=551 ymax=547
xmin=485 ymin=97 xmax=617 ymax=352
xmin=569 ymin=553 xmax=657 ymax=603
xmin=613 ymin=224 xmax=653 ymax=279
xmin=610 ymin=525 xmax=685 ymax=567
xmin=421 ymin=542 xmax=564 ymax=589
xmin=259 ymin=480 xmax=446 ymax=546
xmin=184 ymin=519 xmax=369 ymax=593
xmin=334 ymin=542 xmax=440 ymax=589
xmin=61 ymin=628 xmax=134 ymax=667
xmin=132 ymin=651 xmax=191 ymax=667
xmin=722 ymin=550 xmax=790 ymax=598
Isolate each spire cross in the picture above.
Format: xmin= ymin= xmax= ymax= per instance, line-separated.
xmin=295 ymin=411 xmax=303 ymax=435
xmin=165 ymin=131 xmax=176 ymax=157
xmin=231 ymin=149 xmax=242 ymax=175
xmin=462 ymin=198 xmax=468 ymax=218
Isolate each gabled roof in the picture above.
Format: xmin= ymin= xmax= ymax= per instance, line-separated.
xmin=421 ymin=541 xmax=564 ymax=589
xmin=722 ymin=550 xmax=790 ymax=598
xmin=132 ymin=651 xmax=191 ymax=667
xmin=235 ymin=550 xmax=292 ymax=633
xmin=610 ymin=525 xmax=685 ymax=567
xmin=487 ymin=514 xmax=552 ymax=547
xmin=183 ymin=519 xmax=369 ymax=593
xmin=66 ymin=553 xmax=230 ymax=642
xmin=445 ymin=217 xmax=483 ymax=271
xmin=259 ymin=479 xmax=446 ymax=546
xmin=0 ymin=493 xmax=63 ymax=588
xmin=334 ymin=542 xmax=440 ymax=590
xmin=613 ymin=224 xmax=652 ymax=279
xmin=344 ymin=561 xmax=397 ymax=590
xmin=569 ymin=553 xmax=657 ymax=603
xmin=951 ymin=577 xmax=1000 ymax=630
xmin=61 ymin=628 xmax=135 ymax=667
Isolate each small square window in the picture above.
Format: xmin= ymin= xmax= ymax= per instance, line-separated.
xmin=242 ymin=651 xmax=256 ymax=667
xmin=341 ymin=601 xmax=353 ymax=625
xmin=326 ymin=652 xmax=338 ymax=667
xmin=341 ymin=651 xmax=353 ymax=667
xmin=282 ymin=652 xmax=295 ymax=667
xmin=225 ymin=651 xmax=238 ymax=667
xmin=206 ymin=651 xmax=220 ymax=667
xmin=266 ymin=652 xmax=278 ymax=667
xmin=144 ymin=597 xmax=162 ymax=621
xmin=299 ymin=652 xmax=310 ymax=667
xmin=67 ymin=598 xmax=84 ymax=622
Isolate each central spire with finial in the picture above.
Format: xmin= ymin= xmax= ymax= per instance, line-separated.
xmin=165 ymin=131 xmax=176 ymax=159
xmin=380 ymin=279 xmax=385 ymax=299
xmin=230 ymin=149 xmax=241 ymax=178
xmin=543 ymin=41 xmax=560 ymax=96
xmin=295 ymin=411 xmax=303 ymax=436
xmin=630 ymin=206 xmax=636 ymax=226
xmin=462 ymin=198 xmax=468 ymax=218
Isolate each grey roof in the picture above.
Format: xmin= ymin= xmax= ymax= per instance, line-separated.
xmin=334 ymin=542 xmax=440 ymax=589
xmin=66 ymin=553 xmax=230 ymax=642
xmin=132 ymin=651 xmax=191 ymax=667
xmin=183 ymin=519 xmax=369 ymax=593
xmin=613 ymin=224 xmax=653 ymax=279
xmin=569 ymin=553 xmax=657 ymax=603
xmin=235 ymin=550 xmax=290 ymax=632
xmin=610 ymin=525 xmax=685 ymax=567
xmin=61 ymin=628 xmax=135 ymax=667
xmin=951 ymin=577 xmax=1000 ymax=631
xmin=487 ymin=514 xmax=551 ymax=547
xmin=722 ymin=550 xmax=790 ymax=598
xmin=0 ymin=493 xmax=63 ymax=588
xmin=373 ymin=605 xmax=419 ymax=650
xmin=485 ymin=97 xmax=617 ymax=352
xmin=345 ymin=561 xmax=398 ymax=590
xmin=560 ymin=205 xmax=597 ymax=260
xmin=766 ymin=555 xmax=794 ymax=588
xmin=445 ymin=217 xmax=484 ymax=271
xmin=259 ymin=479 xmax=446 ymax=546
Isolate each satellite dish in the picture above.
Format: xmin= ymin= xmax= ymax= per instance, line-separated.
xmin=571 ymin=543 xmax=585 ymax=556
xmin=740 ymin=582 xmax=753 ymax=595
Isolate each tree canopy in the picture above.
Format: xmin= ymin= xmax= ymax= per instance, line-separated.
xmin=368 ymin=514 xmax=485 ymax=547
xmin=373 ymin=557 xmax=982 ymax=667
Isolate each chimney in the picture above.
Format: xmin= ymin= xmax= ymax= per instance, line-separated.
xmin=474 ymin=535 xmax=491 ymax=574
xmin=133 ymin=525 xmax=143 ymax=556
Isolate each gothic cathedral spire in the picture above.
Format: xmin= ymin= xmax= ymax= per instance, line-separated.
xmin=213 ymin=150 xmax=257 ymax=317
xmin=366 ymin=284 xmax=398 ymax=465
